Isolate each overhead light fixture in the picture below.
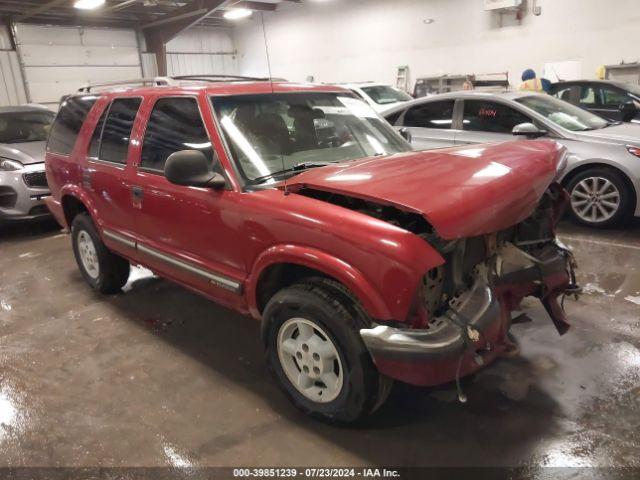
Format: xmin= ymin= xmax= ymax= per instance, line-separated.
xmin=223 ymin=8 xmax=252 ymax=20
xmin=74 ymin=0 xmax=106 ymax=9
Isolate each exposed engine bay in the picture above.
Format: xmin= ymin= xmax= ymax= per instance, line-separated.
xmin=301 ymin=183 xmax=580 ymax=389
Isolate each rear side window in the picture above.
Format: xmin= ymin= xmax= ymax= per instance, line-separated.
xmin=47 ymin=95 xmax=97 ymax=155
xmin=462 ymin=100 xmax=530 ymax=133
xmin=141 ymin=97 xmax=211 ymax=173
xmin=99 ymin=98 xmax=141 ymax=164
xmin=403 ymin=100 xmax=455 ymax=129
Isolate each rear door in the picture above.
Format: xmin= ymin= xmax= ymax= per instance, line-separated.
xmin=85 ymin=96 xmax=142 ymax=248
xmin=455 ymin=99 xmax=533 ymax=145
xmin=398 ymin=99 xmax=458 ymax=150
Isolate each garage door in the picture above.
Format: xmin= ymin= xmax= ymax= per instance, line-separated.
xmin=14 ymin=24 xmax=142 ymax=109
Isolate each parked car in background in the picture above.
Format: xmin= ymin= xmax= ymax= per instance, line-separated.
xmin=548 ymin=80 xmax=640 ymax=124
xmin=0 ymin=105 xmax=54 ymax=223
xmin=384 ymin=91 xmax=640 ymax=228
xmin=335 ymin=82 xmax=412 ymax=113
xmin=46 ymin=79 xmax=576 ymax=422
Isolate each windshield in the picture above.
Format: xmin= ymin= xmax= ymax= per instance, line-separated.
xmin=0 ymin=110 xmax=54 ymax=144
xmin=361 ymin=85 xmax=412 ymax=105
xmin=213 ymin=92 xmax=411 ymax=185
xmin=516 ymin=95 xmax=609 ymax=131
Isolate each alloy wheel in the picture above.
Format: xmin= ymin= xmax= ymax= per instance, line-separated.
xmin=570 ymin=176 xmax=620 ymax=223
xmin=277 ymin=317 xmax=344 ymax=403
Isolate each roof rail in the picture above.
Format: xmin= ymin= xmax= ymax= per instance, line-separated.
xmin=171 ymin=74 xmax=272 ymax=82
xmin=77 ymin=77 xmax=174 ymax=93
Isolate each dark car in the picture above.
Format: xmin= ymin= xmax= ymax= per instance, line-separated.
xmin=45 ymin=78 xmax=576 ymax=422
xmin=548 ymin=80 xmax=640 ymax=124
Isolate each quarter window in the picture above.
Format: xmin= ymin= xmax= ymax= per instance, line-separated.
xmin=141 ymin=97 xmax=212 ymax=173
xmin=99 ymin=98 xmax=141 ymax=164
xmin=47 ymin=95 xmax=97 ymax=155
xmin=462 ymin=100 xmax=530 ymax=133
xmin=403 ymin=100 xmax=455 ymax=129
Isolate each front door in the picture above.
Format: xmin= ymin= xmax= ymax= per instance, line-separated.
xmin=130 ymin=95 xmax=245 ymax=308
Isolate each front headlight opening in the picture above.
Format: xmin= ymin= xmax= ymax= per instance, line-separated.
xmin=0 ymin=158 xmax=23 ymax=171
xmin=627 ymin=145 xmax=640 ymax=158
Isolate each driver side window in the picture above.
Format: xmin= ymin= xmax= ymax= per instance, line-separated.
xmin=140 ymin=97 xmax=213 ymax=174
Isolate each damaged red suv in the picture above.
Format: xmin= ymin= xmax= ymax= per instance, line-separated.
xmin=45 ymin=78 xmax=578 ymax=423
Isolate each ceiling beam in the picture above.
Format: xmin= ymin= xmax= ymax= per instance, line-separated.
xmin=14 ymin=0 xmax=69 ymax=22
xmin=103 ymin=0 xmax=139 ymax=13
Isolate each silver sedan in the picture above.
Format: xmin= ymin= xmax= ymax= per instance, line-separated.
xmin=384 ymin=91 xmax=640 ymax=228
xmin=0 ymin=105 xmax=54 ymax=223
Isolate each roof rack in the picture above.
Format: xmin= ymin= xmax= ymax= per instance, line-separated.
xmin=77 ymin=77 xmax=174 ymax=93
xmin=171 ymin=74 xmax=271 ymax=82
xmin=76 ymin=74 xmax=287 ymax=93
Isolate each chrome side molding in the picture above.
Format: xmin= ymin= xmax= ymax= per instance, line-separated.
xmin=102 ymin=228 xmax=242 ymax=294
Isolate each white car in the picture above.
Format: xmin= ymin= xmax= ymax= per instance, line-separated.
xmin=336 ymin=82 xmax=412 ymax=113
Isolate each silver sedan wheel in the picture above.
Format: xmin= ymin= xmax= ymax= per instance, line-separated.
xmin=77 ymin=230 xmax=100 ymax=279
xmin=277 ymin=317 xmax=344 ymax=403
xmin=570 ymin=176 xmax=620 ymax=223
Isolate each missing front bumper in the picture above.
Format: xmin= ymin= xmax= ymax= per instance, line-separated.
xmin=360 ymin=241 xmax=576 ymax=386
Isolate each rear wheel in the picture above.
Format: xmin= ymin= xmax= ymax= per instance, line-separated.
xmin=71 ymin=213 xmax=130 ymax=294
xmin=566 ymin=167 xmax=633 ymax=227
xmin=263 ymin=279 xmax=391 ymax=424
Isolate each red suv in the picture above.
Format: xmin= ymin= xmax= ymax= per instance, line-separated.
xmin=45 ymin=77 xmax=577 ymax=423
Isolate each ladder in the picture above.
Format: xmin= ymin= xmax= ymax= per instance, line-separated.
xmin=396 ymin=65 xmax=409 ymax=92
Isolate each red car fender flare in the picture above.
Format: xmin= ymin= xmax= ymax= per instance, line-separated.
xmin=246 ymin=244 xmax=393 ymax=322
xmin=59 ymin=184 xmax=101 ymax=231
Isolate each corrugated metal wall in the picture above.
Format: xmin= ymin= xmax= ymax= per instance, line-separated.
xmin=0 ymin=50 xmax=27 ymax=106
xmin=0 ymin=25 xmax=28 ymax=106
xmin=165 ymin=27 xmax=237 ymax=77
xmin=14 ymin=23 xmax=142 ymax=108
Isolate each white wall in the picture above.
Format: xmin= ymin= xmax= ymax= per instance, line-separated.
xmin=166 ymin=27 xmax=238 ymax=76
xmin=234 ymin=0 xmax=640 ymax=88
xmin=0 ymin=25 xmax=28 ymax=106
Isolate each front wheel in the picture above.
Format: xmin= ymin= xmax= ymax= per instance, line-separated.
xmin=263 ymin=279 xmax=391 ymax=424
xmin=71 ymin=213 xmax=130 ymax=294
xmin=566 ymin=168 xmax=633 ymax=228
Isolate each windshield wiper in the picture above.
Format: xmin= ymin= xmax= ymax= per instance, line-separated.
xmin=253 ymin=161 xmax=332 ymax=184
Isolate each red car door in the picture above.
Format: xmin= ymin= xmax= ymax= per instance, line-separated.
xmin=129 ymin=94 xmax=246 ymax=310
xmin=84 ymin=95 xmax=142 ymax=249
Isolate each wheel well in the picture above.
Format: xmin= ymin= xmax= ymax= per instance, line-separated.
xmin=562 ymin=162 xmax=637 ymax=205
xmin=61 ymin=195 xmax=89 ymax=227
xmin=256 ymin=263 xmax=331 ymax=314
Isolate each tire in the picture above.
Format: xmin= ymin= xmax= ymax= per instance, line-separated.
xmin=566 ymin=167 xmax=633 ymax=228
xmin=71 ymin=213 xmax=130 ymax=294
xmin=263 ymin=278 xmax=391 ymax=424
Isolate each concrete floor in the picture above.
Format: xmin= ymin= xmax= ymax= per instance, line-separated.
xmin=0 ymin=218 xmax=639 ymax=474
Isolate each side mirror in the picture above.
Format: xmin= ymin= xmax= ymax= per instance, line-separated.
xmin=399 ymin=127 xmax=412 ymax=143
xmin=619 ymin=101 xmax=638 ymax=122
xmin=512 ymin=122 xmax=547 ymax=138
xmin=164 ymin=150 xmax=226 ymax=189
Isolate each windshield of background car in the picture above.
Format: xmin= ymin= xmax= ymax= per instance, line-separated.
xmin=0 ymin=111 xmax=54 ymax=143
xmin=516 ymin=95 xmax=609 ymax=131
xmin=212 ymin=92 xmax=411 ymax=185
xmin=361 ymin=86 xmax=413 ymax=105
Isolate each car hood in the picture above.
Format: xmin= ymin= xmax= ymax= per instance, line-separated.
xmin=0 ymin=141 xmax=46 ymax=165
xmin=575 ymin=122 xmax=640 ymax=145
xmin=288 ymin=140 xmax=564 ymax=239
